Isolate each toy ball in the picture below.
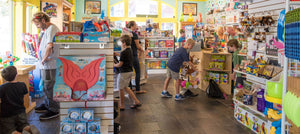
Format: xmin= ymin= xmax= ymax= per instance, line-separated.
xmin=266 ymin=81 xmax=283 ymax=99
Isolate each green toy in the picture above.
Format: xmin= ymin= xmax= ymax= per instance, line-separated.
xmin=180 ymin=13 xmax=184 ymax=22
xmin=266 ymin=80 xmax=283 ymax=99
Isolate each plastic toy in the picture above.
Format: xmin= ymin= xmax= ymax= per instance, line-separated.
xmin=179 ymin=12 xmax=184 ymax=22
xmin=60 ymin=122 xmax=73 ymax=134
xmin=187 ymin=13 xmax=193 ymax=22
xmin=257 ymin=89 xmax=265 ymax=112
xmin=74 ymin=122 xmax=86 ymax=133
xmin=68 ymin=108 xmax=81 ymax=122
xmin=266 ymin=80 xmax=283 ymax=99
xmin=81 ymin=109 xmax=94 ymax=122
xmin=87 ymin=120 xmax=101 ymax=134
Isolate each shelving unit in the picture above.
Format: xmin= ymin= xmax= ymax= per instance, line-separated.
xmin=62 ymin=0 xmax=73 ymax=32
xmin=145 ymin=37 xmax=174 ymax=74
xmin=56 ymin=41 xmax=114 ymax=134
xmin=199 ymin=50 xmax=232 ymax=95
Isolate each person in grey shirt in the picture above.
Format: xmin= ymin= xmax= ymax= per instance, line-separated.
xmin=32 ymin=12 xmax=60 ymax=120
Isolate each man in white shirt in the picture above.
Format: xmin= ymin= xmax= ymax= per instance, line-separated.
xmin=32 ymin=12 xmax=60 ymax=120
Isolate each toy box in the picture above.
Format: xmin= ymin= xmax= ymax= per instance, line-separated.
xmin=158 ymin=40 xmax=166 ymax=47
xmin=81 ymin=109 xmax=94 ymax=122
xmin=149 ymin=40 xmax=156 ymax=48
xmin=160 ymin=51 xmax=168 ymax=58
xmin=165 ymin=40 xmax=174 ymax=48
xmin=212 ymin=55 xmax=225 ymax=62
xmin=68 ymin=108 xmax=81 ymax=122
xmin=54 ymin=55 xmax=106 ymax=101
xmin=82 ymin=32 xmax=110 ymax=43
xmin=55 ymin=32 xmax=82 ymax=42
xmin=87 ymin=120 xmax=101 ymax=134
xmin=74 ymin=122 xmax=86 ymax=134
xmin=60 ymin=122 xmax=74 ymax=134
xmin=153 ymin=51 xmax=160 ymax=58
xmin=220 ymin=73 xmax=228 ymax=84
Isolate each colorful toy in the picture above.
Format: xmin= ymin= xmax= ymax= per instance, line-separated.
xmin=68 ymin=108 xmax=81 ymax=122
xmin=60 ymin=121 xmax=73 ymax=134
xmin=266 ymin=80 xmax=283 ymax=99
xmin=81 ymin=109 xmax=94 ymax=122
xmin=87 ymin=120 xmax=101 ymax=134
xmin=187 ymin=13 xmax=193 ymax=22
xmin=82 ymin=32 xmax=110 ymax=42
xmin=74 ymin=122 xmax=86 ymax=133
xmin=54 ymin=55 xmax=106 ymax=101
xmin=165 ymin=40 xmax=174 ymax=48
xmin=158 ymin=40 xmax=166 ymax=47
xmin=179 ymin=12 xmax=184 ymax=22
xmin=55 ymin=32 xmax=82 ymax=42
xmin=257 ymin=89 xmax=266 ymax=112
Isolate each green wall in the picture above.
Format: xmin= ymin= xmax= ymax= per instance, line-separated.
xmin=177 ymin=1 xmax=206 ymax=22
xmin=75 ymin=0 xmax=108 ymax=22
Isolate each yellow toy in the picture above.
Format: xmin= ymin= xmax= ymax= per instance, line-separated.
xmin=187 ymin=13 xmax=193 ymax=22
xmin=267 ymin=109 xmax=282 ymax=120
xmin=269 ymin=126 xmax=276 ymax=134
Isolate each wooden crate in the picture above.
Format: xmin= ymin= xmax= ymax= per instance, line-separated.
xmin=0 ymin=65 xmax=36 ymax=113
xmin=57 ymin=42 xmax=114 ymax=134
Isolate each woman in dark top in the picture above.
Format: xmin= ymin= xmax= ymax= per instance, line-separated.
xmin=126 ymin=21 xmax=146 ymax=94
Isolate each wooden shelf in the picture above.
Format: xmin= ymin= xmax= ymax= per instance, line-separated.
xmin=203 ymin=51 xmax=231 ymax=55
xmin=204 ymin=68 xmax=231 ymax=72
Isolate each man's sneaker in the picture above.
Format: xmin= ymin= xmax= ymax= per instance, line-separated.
xmin=175 ymin=94 xmax=185 ymax=101
xmin=39 ymin=111 xmax=59 ymax=120
xmin=161 ymin=91 xmax=172 ymax=98
xmin=35 ymin=104 xmax=48 ymax=113
xmin=183 ymin=89 xmax=199 ymax=98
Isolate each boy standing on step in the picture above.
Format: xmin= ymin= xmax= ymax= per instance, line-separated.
xmin=161 ymin=38 xmax=196 ymax=101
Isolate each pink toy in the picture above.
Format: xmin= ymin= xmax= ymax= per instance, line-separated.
xmin=181 ymin=80 xmax=186 ymax=88
xmin=272 ymin=38 xmax=284 ymax=49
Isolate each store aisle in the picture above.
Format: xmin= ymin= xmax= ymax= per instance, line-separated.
xmin=27 ymin=98 xmax=60 ymax=134
xmin=117 ymin=74 xmax=253 ymax=134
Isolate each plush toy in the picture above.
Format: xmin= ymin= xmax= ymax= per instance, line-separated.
xmin=187 ymin=13 xmax=193 ymax=22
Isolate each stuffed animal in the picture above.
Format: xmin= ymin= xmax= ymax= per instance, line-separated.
xmin=187 ymin=13 xmax=193 ymax=22
xmin=180 ymin=13 xmax=184 ymax=22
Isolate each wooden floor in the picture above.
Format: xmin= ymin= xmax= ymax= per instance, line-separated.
xmin=116 ymin=74 xmax=253 ymax=134
xmin=26 ymin=74 xmax=253 ymax=134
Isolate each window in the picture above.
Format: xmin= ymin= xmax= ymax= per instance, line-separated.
xmin=0 ymin=0 xmax=13 ymax=53
xmin=161 ymin=23 xmax=174 ymax=31
xmin=26 ymin=5 xmax=32 ymax=33
xmin=128 ymin=0 xmax=158 ymax=17
xmin=110 ymin=2 xmax=124 ymax=17
xmin=161 ymin=3 xmax=174 ymax=18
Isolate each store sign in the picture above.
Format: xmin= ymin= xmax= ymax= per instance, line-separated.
xmin=42 ymin=2 xmax=57 ymax=17
xmin=185 ymin=25 xmax=193 ymax=40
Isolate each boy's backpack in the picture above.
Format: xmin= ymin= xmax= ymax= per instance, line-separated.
xmin=206 ymin=79 xmax=225 ymax=99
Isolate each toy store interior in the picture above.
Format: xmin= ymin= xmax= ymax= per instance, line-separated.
xmin=0 ymin=0 xmax=300 ymax=134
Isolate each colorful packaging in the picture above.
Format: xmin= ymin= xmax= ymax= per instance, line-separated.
xmin=160 ymin=51 xmax=168 ymax=58
xmin=208 ymin=62 xmax=215 ymax=69
xmin=60 ymin=122 xmax=73 ymax=134
xmin=257 ymin=89 xmax=265 ymax=112
xmin=214 ymin=73 xmax=220 ymax=84
xmin=211 ymin=55 xmax=225 ymax=62
xmin=220 ymin=73 xmax=228 ymax=84
xmin=68 ymin=108 xmax=81 ymax=122
xmin=215 ymin=62 xmax=224 ymax=70
xmin=165 ymin=40 xmax=174 ymax=48
xmin=149 ymin=40 xmax=156 ymax=48
xmin=74 ymin=122 xmax=86 ymax=134
xmin=168 ymin=51 xmax=174 ymax=58
xmin=82 ymin=32 xmax=110 ymax=43
xmin=87 ymin=120 xmax=101 ymax=134
xmin=154 ymin=51 xmax=160 ymax=58
xmin=161 ymin=61 xmax=166 ymax=69
xmin=55 ymin=32 xmax=82 ymax=42
xmin=158 ymin=40 xmax=166 ymax=47
xmin=80 ymin=109 xmax=94 ymax=122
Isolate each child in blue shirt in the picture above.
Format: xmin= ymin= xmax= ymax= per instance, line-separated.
xmin=161 ymin=39 xmax=196 ymax=101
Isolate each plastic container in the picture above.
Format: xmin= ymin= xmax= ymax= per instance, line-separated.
xmin=257 ymin=89 xmax=265 ymax=112
xmin=266 ymin=81 xmax=283 ymax=99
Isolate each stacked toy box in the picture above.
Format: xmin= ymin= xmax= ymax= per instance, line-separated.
xmin=60 ymin=108 xmax=101 ymax=134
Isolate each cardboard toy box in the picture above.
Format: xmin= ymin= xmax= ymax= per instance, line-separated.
xmin=55 ymin=32 xmax=82 ymax=42
xmin=82 ymin=32 xmax=109 ymax=43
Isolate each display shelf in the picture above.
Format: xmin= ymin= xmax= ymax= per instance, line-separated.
xmin=147 ymin=68 xmax=167 ymax=74
xmin=145 ymin=58 xmax=169 ymax=60
xmin=290 ymin=1 xmax=300 ymax=5
xmin=265 ymin=55 xmax=278 ymax=59
xmin=203 ymin=51 xmax=231 ymax=55
xmin=233 ymin=98 xmax=267 ymax=118
xmin=58 ymin=42 xmax=114 ymax=134
xmin=238 ymin=54 xmax=247 ymax=57
xmin=204 ymin=68 xmax=231 ymax=72
xmin=234 ymin=70 xmax=248 ymax=75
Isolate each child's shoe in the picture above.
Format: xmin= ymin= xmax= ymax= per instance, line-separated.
xmin=161 ymin=91 xmax=172 ymax=98
xmin=175 ymin=94 xmax=185 ymax=101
